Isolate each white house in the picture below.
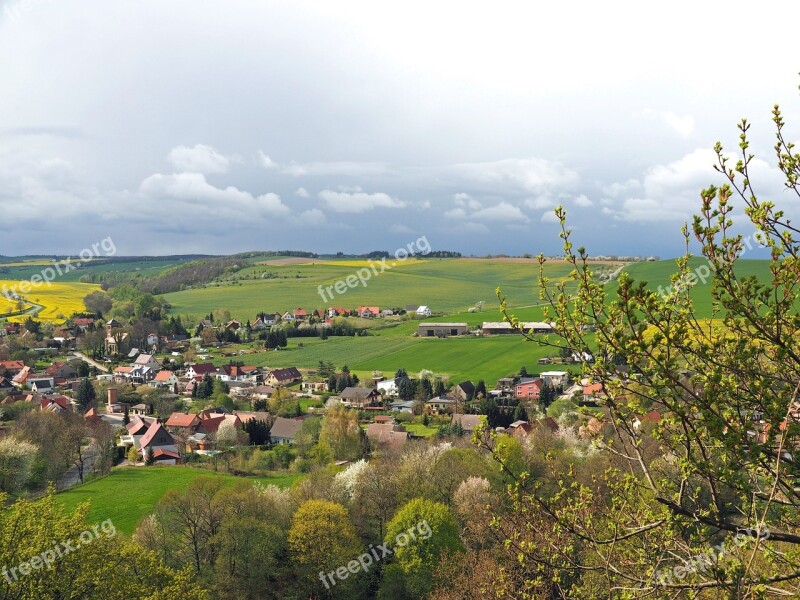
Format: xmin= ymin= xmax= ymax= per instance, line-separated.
xmin=150 ymin=370 xmax=178 ymax=388
xmin=377 ymin=378 xmax=399 ymax=397
xmin=133 ymin=354 xmax=161 ymax=372
xmin=415 ymin=305 xmax=432 ymax=317
xmin=541 ymin=371 xmax=570 ymax=387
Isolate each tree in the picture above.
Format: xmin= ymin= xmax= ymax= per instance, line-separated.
xmin=288 ymin=499 xmax=364 ymax=598
xmin=493 ymin=103 xmax=800 ymax=596
xmin=144 ymin=446 xmax=155 ymax=466
xmin=518 ymin=365 xmax=528 ymax=378
xmin=83 ymin=290 xmax=113 ymax=315
xmin=395 ymin=368 xmax=408 ymax=378
xmin=122 ymin=403 xmax=130 ymax=425
xmin=538 ymin=382 xmax=556 ymax=409
xmin=1 ymin=492 xmax=206 ymax=599
xmin=475 ymin=379 xmax=487 ymax=399
xmin=397 ymin=377 xmax=417 ymax=401
xmin=127 ymin=445 xmax=138 ymax=465
xmin=512 ymin=402 xmax=528 ymax=422
xmin=385 ymin=498 xmax=462 ymax=598
xmin=0 ymin=437 xmax=37 ymax=494
xmin=75 ymin=378 xmax=97 ymax=412
xmin=433 ymin=379 xmax=445 ymax=397
xmin=215 ymin=420 xmax=241 ymax=448
xmin=76 ymin=360 xmax=90 ymax=378
xmin=243 ymin=418 xmax=271 ymax=445
xmin=319 ymin=404 xmax=367 ymax=461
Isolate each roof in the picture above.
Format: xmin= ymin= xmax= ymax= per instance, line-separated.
xmin=114 ymin=366 xmax=133 ymax=374
xmin=234 ymin=411 xmax=272 ymax=424
xmin=0 ymin=360 xmax=25 ymax=373
xmin=134 ymin=354 xmax=156 ymax=365
xmin=516 ymin=377 xmax=542 ymax=386
xmin=165 ymin=413 xmax=200 ymax=428
xmin=451 ymin=413 xmax=485 ymax=431
xmin=269 ymin=367 xmax=302 ymax=382
xmin=188 ymin=363 xmax=217 ymax=375
xmin=139 ymin=421 xmax=174 ymax=448
xmin=358 ymin=306 xmax=380 ymax=314
xmin=365 ymin=423 xmax=408 ymax=448
xmin=293 ymin=308 xmax=307 ymax=316
xmin=537 ymin=417 xmax=559 ymax=433
xmin=419 ymin=322 xmax=468 ymax=327
xmin=340 ymin=387 xmax=379 ymax=400
xmin=481 ymin=321 xmax=554 ymax=331
xmin=154 ymin=370 xmax=175 ymax=382
xmin=270 ymin=416 xmax=303 ymax=440
xmin=455 ymin=380 xmax=475 ymax=394
xmin=152 ymin=448 xmax=180 ymax=459
xmin=583 ymin=383 xmax=604 ymax=396
xmin=427 ymin=396 xmax=455 ymax=404
xmin=126 ymin=415 xmax=156 ymax=434
xmin=198 ymin=415 xmax=226 ymax=434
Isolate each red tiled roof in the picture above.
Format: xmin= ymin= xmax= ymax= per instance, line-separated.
xmin=165 ymin=413 xmax=199 ymax=428
xmin=154 ymin=370 xmax=175 ymax=382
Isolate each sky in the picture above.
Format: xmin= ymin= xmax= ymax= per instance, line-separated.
xmin=0 ymin=0 xmax=798 ymax=258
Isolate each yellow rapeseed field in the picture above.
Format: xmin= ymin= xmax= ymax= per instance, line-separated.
xmin=0 ymin=279 xmax=100 ymax=324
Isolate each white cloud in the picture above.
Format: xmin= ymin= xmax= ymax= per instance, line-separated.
xmin=283 ymin=161 xmax=389 ymax=177
xmin=453 ymin=192 xmax=482 ymax=210
xmin=295 ymin=186 xmax=310 ymax=197
xmin=573 ymin=194 xmax=593 ymax=207
xmin=470 ymin=202 xmax=530 ymax=223
xmin=258 ymin=150 xmax=278 ymax=169
xmin=167 ymin=144 xmax=230 ymax=174
xmin=452 ymin=158 xmax=578 ymax=195
xmin=139 ymin=172 xmax=290 ymax=217
xmin=639 ymin=108 xmax=695 ymax=138
xmin=443 ymin=208 xmax=467 ymax=219
xmin=296 ymin=208 xmax=327 ymax=226
xmin=389 ymin=223 xmax=414 ymax=235
xmin=524 ymin=196 xmax=554 ymax=210
xmin=541 ymin=210 xmax=560 ymax=223
xmin=318 ymin=188 xmax=405 ymax=213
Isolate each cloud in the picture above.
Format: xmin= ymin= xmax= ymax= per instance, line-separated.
xmin=452 ymin=158 xmax=578 ymax=195
xmin=295 ymin=186 xmax=310 ymax=197
xmin=318 ymin=188 xmax=405 ymax=213
xmin=453 ymin=192 xmax=482 ymax=210
xmin=282 ymin=161 xmax=389 ymax=177
xmin=573 ymin=194 xmax=593 ymax=207
xmin=524 ymin=196 xmax=555 ymax=210
xmin=139 ymin=172 xmax=290 ymax=217
xmin=443 ymin=207 xmax=467 ymax=219
xmin=258 ymin=150 xmax=278 ymax=170
xmin=541 ymin=210 xmax=560 ymax=223
xmin=167 ymin=144 xmax=230 ymax=174
xmin=389 ymin=223 xmax=414 ymax=235
xmin=639 ymin=109 xmax=695 ymax=138
xmin=471 ymin=202 xmax=530 ymax=223
xmin=296 ymin=208 xmax=327 ymax=226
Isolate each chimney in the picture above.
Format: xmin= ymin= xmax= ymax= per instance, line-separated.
xmin=107 ymin=387 xmax=118 ymax=411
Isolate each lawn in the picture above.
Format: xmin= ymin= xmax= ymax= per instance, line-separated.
xmin=404 ymin=422 xmax=440 ymax=437
xmin=55 ymin=466 xmax=302 ymax=535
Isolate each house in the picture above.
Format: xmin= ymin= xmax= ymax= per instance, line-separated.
xmin=233 ymin=411 xmax=272 ymax=427
xmin=105 ymin=318 xmax=122 ymax=330
xmin=389 ymin=400 xmax=415 ymax=413
xmin=293 ymin=308 xmax=308 ymax=321
xmin=198 ymin=413 xmax=241 ymax=436
xmin=131 ymin=403 xmax=149 ymax=416
xmin=265 ymin=367 xmax=302 ymax=387
xmin=45 ymin=361 xmax=78 ymax=380
xmin=417 ymin=323 xmax=469 ymax=337
xmin=217 ymin=364 xmax=258 ymax=382
xmin=129 ymin=365 xmax=156 ymax=384
xmin=425 ymin=396 xmax=456 ymax=415
xmin=73 ymin=317 xmax=94 ymax=331
xmin=226 ymin=320 xmax=242 ymax=331
xmin=405 ymin=304 xmax=419 ymax=313
xmin=541 ymin=371 xmax=570 ymax=388
xmin=301 ymin=381 xmax=327 ymax=393
xmin=250 ymin=384 xmax=276 ymax=399
xmin=357 ymin=306 xmax=380 ymax=319
xmin=270 ymin=416 xmax=303 ymax=444
xmin=0 ymin=360 xmax=26 ymax=376
xmin=150 ymin=370 xmax=178 ymax=389
xmin=451 ymin=381 xmax=475 ymax=402
xmin=365 ymin=423 xmax=409 ymax=449
xmin=451 ymin=413 xmax=485 ymax=433
xmin=113 ymin=366 xmax=134 ymax=382
xmin=165 ymin=412 xmax=201 ymax=433
xmin=252 ymin=313 xmax=277 ymax=329
xmin=281 ymin=311 xmax=296 ymax=323
xmin=581 ymin=383 xmax=604 ymax=405
xmin=507 ymin=420 xmax=532 ymax=438
xmin=83 ymin=407 xmax=102 ymax=426
xmin=133 ymin=354 xmax=161 ymax=372
xmin=0 ymin=377 xmax=12 ymax=389
xmin=327 ymin=307 xmax=350 ymax=318
xmin=40 ymin=394 xmax=71 ymax=413
xmin=120 ymin=415 xmax=158 ymax=448
xmin=340 ymin=387 xmax=382 ymax=409
xmin=415 ymin=306 xmax=432 ymax=317
xmin=12 ymin=366 xmax=32 ymax=388
xmin=534 ymin=416 xmax=559 ymax=434
xmin=3 ymin=323 xmax=20 ymax=336
xmin=29 ymin=377 xmax=55 ymax=393
xmin=185 ymin=363 xmax=218 ymax=379
xmin=515 ymin=377 xmax=543 ymax=399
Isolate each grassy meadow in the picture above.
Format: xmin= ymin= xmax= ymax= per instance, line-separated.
xmin=55 ymin=466 xmax=302 ymax=535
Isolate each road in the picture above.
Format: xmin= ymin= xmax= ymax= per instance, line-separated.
xmin=72 ymin=350 xmax=110 ymax=373
xmin=57 ymin=445 xmax=98 ymax=491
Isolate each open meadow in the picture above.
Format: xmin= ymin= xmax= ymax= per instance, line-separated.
xmin=55 ymin=466 xmax=302 ymax=535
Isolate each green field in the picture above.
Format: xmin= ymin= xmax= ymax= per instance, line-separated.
xmin=163 ymin=258 xmax=591 ymax=320
xmin=55 ymin=466 xmax=302 ymax=535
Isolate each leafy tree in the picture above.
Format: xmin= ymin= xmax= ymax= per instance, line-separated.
xmin=0 ymin=492 xmax=206 ymax=598
xmin=385 ymin=498 xmax=462 ymax=598
xmin=76 ymin=360 xmax=90 ymax=378
xmin=243 ymin=419 xmax=271 ymax=445
xmin=493 ymin=102 xmax=800 ymax=595
xmin=252 ymin=398 xmax=268 ymax=412
xmin=319 ymin=404 xmax=367 ymax=461
xmin=0 ymin=437 xmax=37 ymax=494
xmin=288 ymin=499 xmax=364 ymax=598
xmin=76 ymin=378 xmax=97 ymax=412
xmin=538 ymin=383 xmax=556 ymax=409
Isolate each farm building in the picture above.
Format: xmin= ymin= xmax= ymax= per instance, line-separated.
xmin=417 ymin=322 xmax=469 ymax=337
xmin=481 ymin=322 xmax=554 ymax=335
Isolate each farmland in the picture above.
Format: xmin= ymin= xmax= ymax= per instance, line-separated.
xmin=0 ymin=279 xmax=100 ymax=324
xmin=55 ymin=466 xmax=302 ymax=535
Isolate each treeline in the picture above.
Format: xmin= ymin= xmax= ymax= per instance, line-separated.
xmin=130 ymin=258 xmax=241 ymax=294
xmin=231 ymin=250 xmax=319 ymax=259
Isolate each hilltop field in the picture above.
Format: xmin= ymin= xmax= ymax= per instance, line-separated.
xmin=0 ymin=255 xmax=780 ymax=382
